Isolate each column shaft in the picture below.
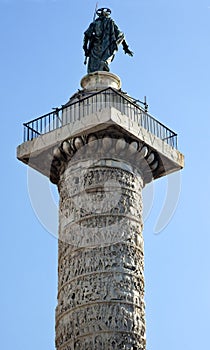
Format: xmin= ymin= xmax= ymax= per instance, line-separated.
xmin=56 ymin=161 xmax=146 ymax=350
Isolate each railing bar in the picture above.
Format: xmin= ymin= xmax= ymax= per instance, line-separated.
xmin=79 ymin=101 xmax=81 ymax=120
xmin=56 ymin=113 xmax=58 ymax=128
xmin=25 ymin=125 xmax=40 ymax=134
xmin=162 ymin=134 xmax=176 ymax=141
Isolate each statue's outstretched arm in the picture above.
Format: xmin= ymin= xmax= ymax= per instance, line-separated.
xmin=122 ymin=39 xmax=134 ymax=57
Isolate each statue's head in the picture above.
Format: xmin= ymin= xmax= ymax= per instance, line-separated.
xmin=96 ymin=8 xmax=111 ymax=18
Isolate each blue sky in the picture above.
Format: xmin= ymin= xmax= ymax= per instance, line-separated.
xmin=1 ymin=0 xmax=210 ymax=349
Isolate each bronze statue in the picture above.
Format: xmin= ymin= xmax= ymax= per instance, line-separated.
xmin=83 ymin=7 xmax=133 ymax=74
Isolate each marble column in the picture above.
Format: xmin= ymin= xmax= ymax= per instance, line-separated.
xmin=55 ymin=135 xmax=146 ymax=350
xmin=17 ymin=71 xmax=184 ymax=350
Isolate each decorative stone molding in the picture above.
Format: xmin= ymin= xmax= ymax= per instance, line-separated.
xmin=50 ymin=128 xmax=159 ymax=185
xmin=80 ymin=72 xmax=121 ymax=91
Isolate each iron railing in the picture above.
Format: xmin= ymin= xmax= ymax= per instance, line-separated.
xmin=23 ymin=87 xmax=177 ymax=149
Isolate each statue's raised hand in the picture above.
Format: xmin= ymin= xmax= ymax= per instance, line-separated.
xmin=125 ymin=48 xmax=134 ymax=57
xmin=122 ymin=40 xmax=134 ymax=57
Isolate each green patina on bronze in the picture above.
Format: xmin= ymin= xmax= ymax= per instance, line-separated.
xmin=83 ymin=7 xmax=133 ymax=73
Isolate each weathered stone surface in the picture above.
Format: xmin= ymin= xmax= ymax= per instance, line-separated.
xmin=81 ymin=71 xmax=121 ymax=91
xmin=56 ymin=161 xmax=146 ymax=349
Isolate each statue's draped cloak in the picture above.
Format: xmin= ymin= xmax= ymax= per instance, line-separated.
xmin=84 ymin=17 xmax=124 ymax=73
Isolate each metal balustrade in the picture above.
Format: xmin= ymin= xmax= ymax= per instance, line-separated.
xmin=23 ymin=87 xmax=177 ymax=149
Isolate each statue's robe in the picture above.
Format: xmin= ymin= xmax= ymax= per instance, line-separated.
xmin=84 ymin=16 xmax=124 ymax=73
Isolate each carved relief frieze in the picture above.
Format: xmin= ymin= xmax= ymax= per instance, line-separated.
xmin=56 ymin=272 xmax=145 ymax=318
xmin=58 ymin=166 xmax=143 ymax=248
xmin=56 ymin=143 xmax=146 ymax=349
xmin=58 ymin=243 xmax=144 ymax=288
xmin=56 ymin=303 xmax=145 ymax=349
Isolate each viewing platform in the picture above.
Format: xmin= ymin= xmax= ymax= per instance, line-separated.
xmin=17 ymin=72 xmax=184 ymax=184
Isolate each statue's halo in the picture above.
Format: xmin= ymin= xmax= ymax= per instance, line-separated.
xmin=96 ymin=8 xmax=111 ymax=16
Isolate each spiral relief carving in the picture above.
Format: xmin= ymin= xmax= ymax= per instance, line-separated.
xmin=55 ymin=148 xmax=147 ymax=349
